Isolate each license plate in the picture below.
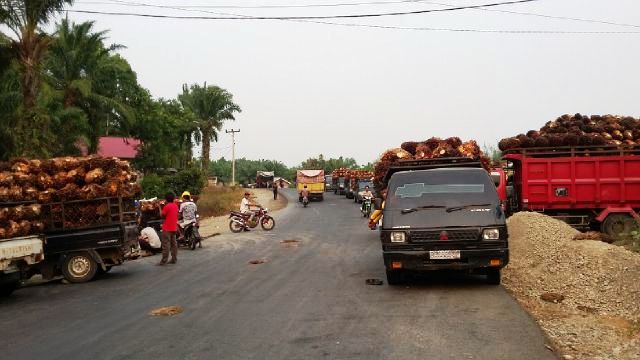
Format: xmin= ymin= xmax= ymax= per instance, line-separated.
xmin=429 ymin=250 xmax=461 ymax=260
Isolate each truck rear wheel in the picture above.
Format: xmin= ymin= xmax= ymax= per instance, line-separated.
xmin=602 ymin=213 xmax=637 ymax=237
xmin=486 ymin=268 xmax=501 ymax=285
xmin=386 ymin=269 xmax=404 ymax=286
xmin=62 ymin=252 xmax=98 ymax=283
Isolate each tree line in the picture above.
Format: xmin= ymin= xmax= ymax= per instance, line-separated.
xmin=0 ymin=1 xmax=240 ymax=180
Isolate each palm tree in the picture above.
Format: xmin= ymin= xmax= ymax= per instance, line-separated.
xmin=179 ymin=83 xmax=241 ymax=174
xmin=0 ymin=0 xmax=74 ymax=156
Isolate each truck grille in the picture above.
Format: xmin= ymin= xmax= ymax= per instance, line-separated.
xmin=410 ymin=229 xmax=479 ymax=242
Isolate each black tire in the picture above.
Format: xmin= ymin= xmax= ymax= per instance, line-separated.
xmin=229 ymin=220 xmax=244 ymax=233
xmin=386 ymin=269 xmax=404 ymax=286
xmin=261 ymin=216 xmax=276 ymax=231
xmin=189 ymin=234 xmax=197 ymax=250
xmin=0 ymin=281 xmax=19 ymax=296
xmin=299 ymin=197 xmax=303 ymax=203
xmin=601 ymin=213 xmax=637 ymax=237
xmin=486 ymin=268 xmax=501 ymax=285
xmin=97 ymin=266 xmax=113 ymax=275
xmin=62 ymin=252 xmax=98 ymax=283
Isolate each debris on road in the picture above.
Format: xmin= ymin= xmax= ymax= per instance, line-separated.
xmin=149 ymin=306 xmax=183 ymax=317
xmin=540 ymin=293 xmax=565 ymax=304
xmin=280 ymin=239 xmax=300 ymax=248
xmin=504 ymin=212 xmax=640 ymax=359
xmin=365 ymin=279 xmax=384 ymax=286
xmin=248 ymin=259 xmax=266 ymax=265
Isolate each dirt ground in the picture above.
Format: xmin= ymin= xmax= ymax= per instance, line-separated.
xmin=504 ymin=212 xmax=640 ymax=359
xmin=198 ymin=188 xmax=287 ymax=237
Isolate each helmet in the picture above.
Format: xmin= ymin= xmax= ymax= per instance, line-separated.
xmin=181 ymin=191 xmax=191 ymax=198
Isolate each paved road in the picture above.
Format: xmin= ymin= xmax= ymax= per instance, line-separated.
xmin=0 ymin=190 xmax=555 ymax=360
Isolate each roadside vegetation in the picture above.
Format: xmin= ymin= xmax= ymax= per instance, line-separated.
xmin=196 ymin=186 xmax=246 ymax=218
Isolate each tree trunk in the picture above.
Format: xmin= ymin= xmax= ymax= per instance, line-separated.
xmin=201 ymin=127 xmax=211 ymax=174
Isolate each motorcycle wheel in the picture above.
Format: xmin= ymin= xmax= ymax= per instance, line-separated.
xmin=261 ymin=216 xmax=276 ymax=231
xmin=188 ymin=234 xmax=197 ymax=250
xmin=229 ymin=220 xmax=244 ymax=233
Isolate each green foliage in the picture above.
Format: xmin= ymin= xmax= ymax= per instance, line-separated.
xmin=141 ymin=167 xmax=206 ymax=199
xmin=483 ymin=144 xmax=502 ymax=165
xmin=299 ymin=154 xmax=360 ymax=173
xmin=140 ymin=173 xmax=166 ymax=199
xmin=210 ymin=158 xmax=289 ymax=184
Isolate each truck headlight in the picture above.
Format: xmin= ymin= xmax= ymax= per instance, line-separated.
xmin=390 ymin=232 xmax=406 ymax=243
xmin=482 ymin=228 xmax=500 ymax=240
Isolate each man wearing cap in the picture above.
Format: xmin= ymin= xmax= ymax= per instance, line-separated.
xmin=240 ymin=192 xmax=258 ymax=231
xmin=178 ymin=191 xmax=198 ymax=240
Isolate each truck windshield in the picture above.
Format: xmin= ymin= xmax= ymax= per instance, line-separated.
xmin=387 ymin=170 xmax=497 ymax=209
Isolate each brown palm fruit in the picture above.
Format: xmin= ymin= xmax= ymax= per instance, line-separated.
xmin=414 ymin=143 xmax=430 ymax=159
xmin=445 ymin=137 xmax=463 ymax=148
xmin=498 ymin=138 xmax=521 ymax=151
xmin=10 ymin=158 xmax=30 ymax=173
xmin=58 ymin=183 xmax=80 ymax=201
xmin=0 ymin=172 xmax=14 ymax=187
xmin=81 ymin=184 xmax=106 ymax=199
xmin=574 ymin=113 xmax=584 ymax=121
xmin=0 ymin=187 xmax=10 ymax=202
xmin=18 ymin=220 xmax=32 ymax=236
xmin=85 ymin=168 xmax=105 ymax=184
xmin=35 ymin=172 xmax=53 ymax=190
xmin=624 ymin=130 xmax=634 ymax=141
xmin=458 ymin=140 xmax=480 ymax=159
xmin=88 ymin=157 xmax=117 ymax=170
xmin=104 ymin=181 xmax=120 ymax=197
xmin=517 ymin=136 xmax=535 ymax=148
xmin=526 ymin=130 xmax=540 ymax=139
xmin=8 ymin=186 xmax=23 ymax=201
xmin=10 ymin=205 xmax=25 ymax=220
xmin=37 ymin=189 xmax=56 ymax=204
xmin=425 ymin=137 xmax=443 ymax=151
xmin=534 ymin=136 xmax=551 ymax=147
xmin=578 ymin=135 xmax=592 ymax=146
xmin=31 ymin=221 xmax=45 ymax=232
xmin=611 ymin=130 xmax=624 ymax=141
xmin=591 ymin=134 xmax=607 ymax=146
xmin=0 ymin=162 xmax=8 ymax=172
xmin=0 ymin=207 xmax=9 ymax=222
xmin=621 ymin=117 xmax=637 ymax=130
xmin=121 ymin=183 xmax=142 ymax=198
xmin=0 ymin=228 xmax=6 ymax=239
xmin=564 ymin=133 xmax=580 ymax=146
xmin=29 ymin=159 xmax=42 ymax=170
xmin=23 ymin=187 xmax=38 ymax=201
xmin=601 ymin=132 xmax=613 ymax=141
xmin=549 ymin=135 xmax=564 ymax=147
xmin=6 ymin=221 xmax=20 ymax=238
xmin=401 ymin=141 xmax=419 ymax=155
xmin=24 ymin=204 xmax=42 ymax=219
xmin=96 ymin=203 xmax=109 ymax=217
xmin=52 ymin=172 xmax=69 ymax=189
xmin=14 ymin=172 xmax=34 ymax=186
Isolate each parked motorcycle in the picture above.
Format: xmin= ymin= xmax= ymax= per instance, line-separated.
xmin=229 ymin=207 xmax=276 ymax=233
xmin=178 ymin=218 xmax=201 ymax=250
xmin=361 ymin=197 xmax=373 ymax=218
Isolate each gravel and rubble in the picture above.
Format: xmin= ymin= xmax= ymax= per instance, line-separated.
xmin=504 ymin=212 xmax=640 ymax=359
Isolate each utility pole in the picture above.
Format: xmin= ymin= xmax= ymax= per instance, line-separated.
xmin=226 ymin=129 xmax=240 ymax=186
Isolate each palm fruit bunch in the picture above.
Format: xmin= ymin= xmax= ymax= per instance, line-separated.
xmin=499 ymin=114 xmax=640 ymax=152
xmin=373 ymin=137 xmax=489 ymax=192
xmin=331 ymin=167 xmax=349 ymax=179
xmin=0 ymin=156 xmax=141 ymax=238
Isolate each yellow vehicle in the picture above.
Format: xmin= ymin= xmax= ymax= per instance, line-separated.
xmin=296 ymin=170 xmax=325 ymax=202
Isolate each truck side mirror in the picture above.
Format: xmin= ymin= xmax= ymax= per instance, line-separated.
xmin=374 ymin=198 xmax=383 ymax=210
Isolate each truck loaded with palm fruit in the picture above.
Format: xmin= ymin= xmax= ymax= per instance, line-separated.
xmin=297 ymin=169 xmax=325 ymax=201
xmin=499 ymin=113 xmax=640 ymax=237
xmin=373 ymin=138 xmax=508 ymax=285
xmin=0 ymin=156 xmax=142 ymax=294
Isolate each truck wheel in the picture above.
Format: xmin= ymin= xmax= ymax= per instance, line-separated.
xmin=0 ymin=282 xmax=19 ymax=296
xmin=602 ymin=214 xmax=637 ymax=237
xmin=486 ymin=268 xmax=501 ymax=285
xmin=62 ymin=252 xmax=98 ymax=283
xmin=386 ymin=269 xmax=404 ymax=286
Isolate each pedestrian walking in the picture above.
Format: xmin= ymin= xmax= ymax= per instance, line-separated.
xmin=158 ymin=192 xmax=179 ymax=265
xmin=272 ymin=181 xmax=278 ymax=200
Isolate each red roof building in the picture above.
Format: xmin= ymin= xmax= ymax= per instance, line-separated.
xmin=97 ymin=137 xmax=141 ymax=159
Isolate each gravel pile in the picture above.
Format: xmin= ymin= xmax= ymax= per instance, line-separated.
xmin=504 ymin=212 xmax=640 ymax=359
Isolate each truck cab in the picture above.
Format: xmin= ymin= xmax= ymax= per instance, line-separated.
xmin=380 ymin=166 xmax=509 ymax=285
xmin=335 ymin=177 xmax=346 ymax=195
xmin=325 ymin=175 xmax=334 ymax=192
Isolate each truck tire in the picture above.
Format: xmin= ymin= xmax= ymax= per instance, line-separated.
xmin=386 ymin=269 xmax=404 ymax=286
xmin=0 ymin=281 xmax=19 ymax=296
xmin=62 ymin=252 xmax=98 ymax=283
xmin=486 ymin=268 xmax=501 ymax=285
xmin=601 ymin=214 xmax=637 ymax=237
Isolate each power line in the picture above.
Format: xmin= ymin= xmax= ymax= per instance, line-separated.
xmin=75 ymin=0 xmax=461 ymax=9
xmin=68 ymin=0 xmax=540 ymax=20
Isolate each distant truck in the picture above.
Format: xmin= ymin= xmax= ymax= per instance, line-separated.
xmin=324 ymin=175 xmax=334 ymax=192
xmin=503 ymin=145 xmax=640 ymax=236
xmin=378 ymin=158 xmax=508 ymax=285
xmin=297 ymin=170 xmax=325 ymax=202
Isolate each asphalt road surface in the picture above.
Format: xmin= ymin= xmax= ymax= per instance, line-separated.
xmin=1 ymin=190 xmax=555 ymax=360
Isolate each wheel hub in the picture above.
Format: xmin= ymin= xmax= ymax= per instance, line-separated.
xmin=69 ymin=257 xmax=91 ymax=277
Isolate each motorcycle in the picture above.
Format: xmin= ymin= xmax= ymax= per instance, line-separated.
xmin=302 ymin=196 xmax=309 ymax=208
xmin=361 ymin=197 xmax=373 ymax=218
xmin=229 ymin=207 xmax=276 ymax=233
xmin=178 ymin=217 xmax=201 ymax=250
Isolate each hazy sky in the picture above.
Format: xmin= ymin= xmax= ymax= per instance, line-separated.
xmin=65 ymin=0 xmax=640 ymax=166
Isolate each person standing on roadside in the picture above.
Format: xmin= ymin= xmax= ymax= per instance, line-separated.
xmin=272 ymin=181 xmax=278 ymax=200
xmin=159 ymin=192 xmax=179 ymax=265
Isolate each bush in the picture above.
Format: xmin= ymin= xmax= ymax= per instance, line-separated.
xmin=140 ymin=167 xmax=206 ymax=199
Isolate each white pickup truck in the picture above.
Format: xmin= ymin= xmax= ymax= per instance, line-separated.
xmin=0 ymin=236 xmax=44 ymax=296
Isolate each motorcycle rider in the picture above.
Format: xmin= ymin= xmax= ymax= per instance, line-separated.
xmin=240 ymin=192 xmax=259 ymax=231
xmin=360 ymin=185 xmax=374 ymax=213
xmin=178 ymin=191 xmax=198 ymax=241
xmin=369 ymin=188 xmax=387 ymax=230
xmin=300 ymin=185 xmax=310 ymax=205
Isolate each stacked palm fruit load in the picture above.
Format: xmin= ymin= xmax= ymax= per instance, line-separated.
xmin=373 ymin=137 xmax=489 ymax=193
xmin=0 ymin=156 xmax=141 ymax=238
xmin=498 ymin=114 xmax=640 ymax=151
xmin=348 ymin=170 xmax=374 ymax=190
xmin=332 ymin=168 xmax=349 ymax=179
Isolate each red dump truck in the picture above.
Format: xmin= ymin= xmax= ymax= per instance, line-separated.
xmin=503 ymin=145 xmax=640 ymax=236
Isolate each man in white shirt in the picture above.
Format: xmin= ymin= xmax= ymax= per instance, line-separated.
xmin=139 ymin=227 xmax=162 ymax=254
xmin=240 ymin=192 xmax=258 ymax=231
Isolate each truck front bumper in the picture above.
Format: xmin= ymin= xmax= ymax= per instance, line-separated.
xmin=383 ymin=248 xmax=509 ymax=271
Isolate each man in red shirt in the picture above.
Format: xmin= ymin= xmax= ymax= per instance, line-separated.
xmin=159 ymin=192 xmax=179 ymax=265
